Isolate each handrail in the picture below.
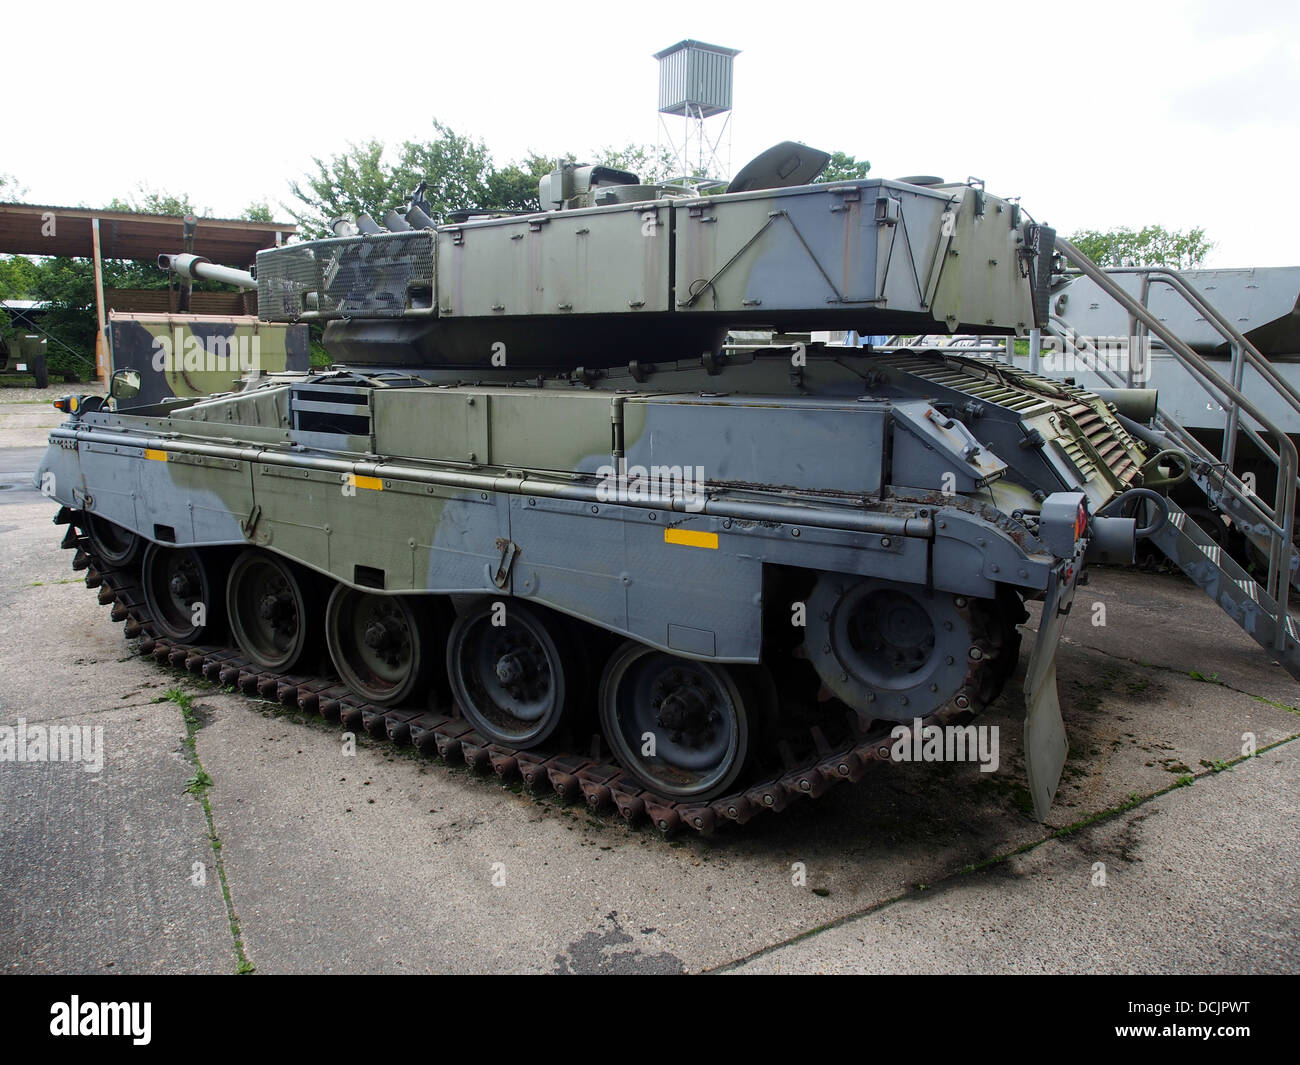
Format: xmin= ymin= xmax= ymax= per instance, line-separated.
xmin=1089 ymin=267 xmax=1300 ymax=414
xmin=1054 ymin=237 xmax=1296 ymax=633
xmin=1059 ymin=264 xmax=1300 ymax=469
xmin=1047 ymin=310 xmax=1296 ymax=573
xmin=1047 ymin=311 xmax=1300 ymax=507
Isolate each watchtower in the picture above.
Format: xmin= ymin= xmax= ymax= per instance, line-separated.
xmin=654 ymin=39 xmax=740 ymax=185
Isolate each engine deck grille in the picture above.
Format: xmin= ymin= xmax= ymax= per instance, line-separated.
xmin=880 ymin=350 xmax=1144 ymax=489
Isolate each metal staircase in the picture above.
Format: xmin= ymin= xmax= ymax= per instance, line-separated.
xmin=1153 ymin=497 xmax=1300 ymax=678
xmin=1049 ymin=237 xmax=1300 ymax=674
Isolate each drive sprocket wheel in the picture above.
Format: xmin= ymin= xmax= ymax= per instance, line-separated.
xmin=804 ymin=575 xmax=987 ymax=723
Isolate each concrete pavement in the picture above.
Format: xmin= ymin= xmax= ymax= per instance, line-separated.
xmin=1 ymin=384 xmax=1296 ymax=974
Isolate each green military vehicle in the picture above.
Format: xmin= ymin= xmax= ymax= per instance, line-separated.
xmin=35 ymin=143 xmax=1299 ymax=833
xmin=0 ymin=331 xmax=49 ymax=388
xmin=107 ymin=309 xmax=309 ymax=405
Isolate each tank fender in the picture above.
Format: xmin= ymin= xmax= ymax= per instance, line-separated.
xmin=931 ymin=507 xmax=1052 ymax=597
xmin=35 ymin=440 xmax=85 ymax=509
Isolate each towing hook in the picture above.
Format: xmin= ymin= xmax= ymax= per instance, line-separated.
xmin=1099 ymin=488 xmax=1169 ymax=539
xmin=1139 ymin=448 xmax=1191 ymax=489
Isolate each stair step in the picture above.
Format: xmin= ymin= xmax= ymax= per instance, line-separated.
xmin=1151 ymin=498 xmax=1300 ymax=680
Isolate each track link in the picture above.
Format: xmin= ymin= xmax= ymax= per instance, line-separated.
xmin=60 ymin=508 xmax=1011 ymax=837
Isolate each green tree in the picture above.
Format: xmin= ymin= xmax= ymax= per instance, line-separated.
xmin=482 ymin=152 xmax=563 ymax=213
xmin=0 ymin=173 xmax=26 ymax=200
xmin=0 ymin=254 xmax=41 ymax=298
xmin=397 ymin=121 xmax=500 ymax=215
xmin=1068 ymin=225 xmax=1213 ymax=270
xmin=16 ymin=257 xmax=97 ymax=376
xmin=107 ymin=185 xmax=210 ymax=218
xmin=286 ymin=121 xmax=684 ymax=234
xmin=815 ymin=151 xmax=871 ymax=183
xmin=0 ymin=251 xmax=44 ymax=364
xmin=288 ymin=139 xmax=395 ymax=236
xmin=288 ymin=121 xmax=518 ymax=235
xmin=592 ymin=144 xmax=676 ymax=184
xmin=241 ymin=200 xmax=275 ymax=223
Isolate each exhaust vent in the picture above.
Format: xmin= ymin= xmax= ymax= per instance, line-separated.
xmin=289 ymin=385 xmax=375 ymax=454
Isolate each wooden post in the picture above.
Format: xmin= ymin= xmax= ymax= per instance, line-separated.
xmin=90 ymin=217 xmax=109 ymax=382
xmin=178 ymin=214 xmax=196 ymax=313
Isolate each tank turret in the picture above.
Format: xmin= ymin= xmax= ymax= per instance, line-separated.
xmin=246 ymin=144 xmax=1054 ymax=371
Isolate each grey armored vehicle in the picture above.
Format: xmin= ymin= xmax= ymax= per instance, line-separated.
xmin=36 ymin=144 xmax=1298 ymax=832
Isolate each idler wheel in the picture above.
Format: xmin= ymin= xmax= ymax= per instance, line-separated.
xmin=598 ymin=642 xmax=756 ymax=800
xmin=446 ymin=600 xmax=578 ymax=748
xmin=325 ymin=586 xmax=437 ymax=707
xmin=141 ymin=543 xmax=224 ymax=644
xmin=84 ymin=513 xmax=141 ymax=569
xmin=226 ymin=549 xmax=316 ymax=671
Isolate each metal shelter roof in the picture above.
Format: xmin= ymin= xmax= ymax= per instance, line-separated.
xmin=0 ymin=202 xmax=294 ymax=266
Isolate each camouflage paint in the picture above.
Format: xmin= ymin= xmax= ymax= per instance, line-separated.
xmin=37 ymin=336 xmax=1156 ymax=666
xmin=255 ymin=178 xmax=1044 ymax=370
xmin=109 ymin=314 xmax=309 ymax=405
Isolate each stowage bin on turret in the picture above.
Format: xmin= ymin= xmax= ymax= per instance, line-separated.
xmin=255 ymin=145 xmax=1051 ymax=369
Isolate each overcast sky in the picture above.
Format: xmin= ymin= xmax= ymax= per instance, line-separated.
xmin=5 ymin=0 xmax=1296 ymax=266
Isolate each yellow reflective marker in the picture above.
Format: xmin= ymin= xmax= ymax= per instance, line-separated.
xmin=664 ymin=528 xmax=718 ymax=550
xmin=348 ymin=474 xmax=384 ymax=491
xmin=144 ymin=448 xmax=168 ymax=462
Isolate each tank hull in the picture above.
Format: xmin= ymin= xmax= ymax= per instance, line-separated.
xmin=37 ymin=349 xmax=1144 ymax=824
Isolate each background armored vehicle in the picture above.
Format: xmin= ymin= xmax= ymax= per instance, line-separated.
xmin=0 ymin=331 xmax=48 ymax=388
xmin=108 ymin=308 xmax=310 ymax=406
xmin=36 ymin=144 xmax=1300 ymax=833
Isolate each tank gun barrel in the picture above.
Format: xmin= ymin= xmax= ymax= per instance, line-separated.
xmin=158 ymin=252 xmax=256 ymax=291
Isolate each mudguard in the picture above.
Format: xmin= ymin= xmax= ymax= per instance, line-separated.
xmin=1023 ymin=562 xmax=1081 ymax=821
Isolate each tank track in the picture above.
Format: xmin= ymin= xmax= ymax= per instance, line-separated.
xmin=57 ymin=507 xmax=1016 ymax=836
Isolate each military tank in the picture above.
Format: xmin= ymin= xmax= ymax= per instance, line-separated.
xmin=38 ymin=143 xmax=1193 ymax=832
